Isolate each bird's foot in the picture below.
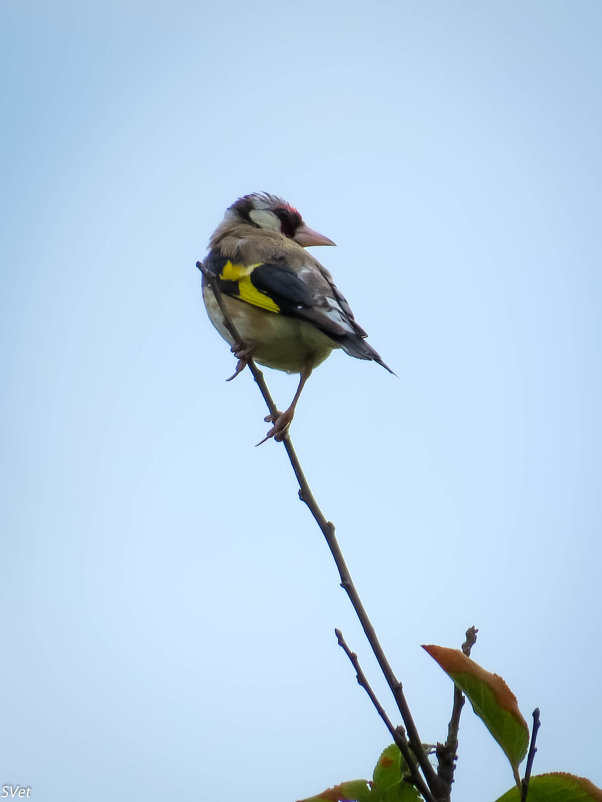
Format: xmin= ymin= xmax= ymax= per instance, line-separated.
xmin=256 ymin=408 xmax=295 ymax=446
xmin=226 ymin=342 xmax=254 ymax=382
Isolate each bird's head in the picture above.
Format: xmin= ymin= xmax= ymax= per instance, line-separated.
xmin=225 ymin=192 xmax=336 ymax=247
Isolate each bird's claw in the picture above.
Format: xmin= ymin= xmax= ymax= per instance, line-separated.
xmin=226 ymin=358 xmax=247 ymax=382
xmin=255 ymin=410 xmax=293 ymax=446
xmin=226 ymin=342 xmax=254 ymax=382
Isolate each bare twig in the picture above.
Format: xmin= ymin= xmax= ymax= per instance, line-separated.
xmin=461 ymin=627 xmax=478 ymax=656
xmin=335 ymin=629 xmax=436 ymax=802
xmin=199 ymin=261 xmax=447 ymax=801
xmin=520 ymin=708 xmax=541 ymax=802
xmin=287 ymin=450 xmax=446 ymax=801
xmin=436 ymin=626 xmax=478 ymax=788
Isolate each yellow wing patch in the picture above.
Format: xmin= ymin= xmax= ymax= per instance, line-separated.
xmin=220 ymin=261 xmax=280 ymax=314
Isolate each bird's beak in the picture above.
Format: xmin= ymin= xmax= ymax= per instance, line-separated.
xmin=293 ymin=223 xmax=336 ymax=247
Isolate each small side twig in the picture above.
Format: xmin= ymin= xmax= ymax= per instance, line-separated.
xmin=520 ymin=708 xmax=541 ymax=802
xmin=335 ymin=629 xmax=436 ymax=802
xmin=437 ymin=626 xmax=478 ymax=787
xmin=199 ymin=261 xmax=447 ymax=801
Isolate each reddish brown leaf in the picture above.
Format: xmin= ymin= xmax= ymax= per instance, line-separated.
xmin=423 ymin=644 xmax=529 ymax=778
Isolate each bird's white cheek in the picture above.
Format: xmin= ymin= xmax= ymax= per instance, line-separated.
xmin=248 ymin=209 xmax=280 ymax=231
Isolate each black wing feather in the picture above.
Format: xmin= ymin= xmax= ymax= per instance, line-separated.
xmin=250 ymin=261 xmax=314 ymax=311
xmin=201 ymin=248 xmax=394 ymax=373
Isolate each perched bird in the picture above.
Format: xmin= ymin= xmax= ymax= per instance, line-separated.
xmin=200 ymin=192 xmax=393 ymax=442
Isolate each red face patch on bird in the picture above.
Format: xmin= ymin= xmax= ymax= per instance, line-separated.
xmin=272 ymin=205 xmax=303 ymax=238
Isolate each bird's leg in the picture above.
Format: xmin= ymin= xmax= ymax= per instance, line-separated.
xmin=226 ymin=341 xmax=255 ymax=382
xmin=257 ymin=366 xmax=312 ymax=445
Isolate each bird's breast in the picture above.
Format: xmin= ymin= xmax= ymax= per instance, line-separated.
xmin=202 ymin=284 xmax=336 ymax=374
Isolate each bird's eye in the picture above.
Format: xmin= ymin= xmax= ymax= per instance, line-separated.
xmin=273 ymin=207 xmax=302 ymax=238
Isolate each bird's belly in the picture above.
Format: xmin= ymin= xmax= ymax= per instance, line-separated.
xmin=203 ymin=286 xmax=336 ymax=374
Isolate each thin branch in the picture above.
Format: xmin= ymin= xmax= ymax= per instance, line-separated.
xmin=335 ymin=629 xmax=436 ymax=802
xmin=199 ymin=262 xmax=447 ymax=801
xmin=520 ymin=708 xmax=541 ymax=802
xmin=286 ymin=444 xmax=446 ymax=801
xmin=196 ymin=261 xmax=280 ymax=417
xmin=436 ymin=626 xmax=478 ymax=788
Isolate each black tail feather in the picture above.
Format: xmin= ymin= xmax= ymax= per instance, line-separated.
xmin=340 ymin=336 xmax=396 ymax=375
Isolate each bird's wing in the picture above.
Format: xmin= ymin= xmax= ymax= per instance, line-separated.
xmin=204 ymin=248 xmax=346 ymax=333
xmin=203 ymin=248 xmax=393 ymax=372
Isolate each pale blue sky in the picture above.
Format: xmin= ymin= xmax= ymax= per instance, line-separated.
xmin=1 ymin=2 xmax=601 ymax=800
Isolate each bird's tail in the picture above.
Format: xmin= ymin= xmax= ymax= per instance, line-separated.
xmin=340 ymin=336 xmax=396 ymax=375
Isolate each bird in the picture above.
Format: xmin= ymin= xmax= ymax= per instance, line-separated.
xmin=200 ymin=192 xmax=393 ymax=442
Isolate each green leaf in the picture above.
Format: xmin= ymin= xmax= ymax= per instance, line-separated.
xmin=372 ymin=745 xmax=422 ymax=802
xmin=382 ymin=784 xmax=423 ymax=802
xmin=423 ymin=644 xmax=529 ymax=782
xmin=297 ymin=779 xmax=373 ymax=802
xmin=494 ymin=772 xmax=602 ymax=801
xmin=372 ymin=744 xmax=406 ymax=792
